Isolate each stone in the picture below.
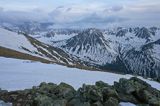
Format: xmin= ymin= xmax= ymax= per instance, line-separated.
xmin=102 ymin=87 xmax=119 ymax=101
xmin=95 ymin=81 xmax=110 ymax=88
xmin=52 ymin=99 xmax=67 ymax=106
xmin=34 ymin=94 xmax=54 ymax=106
xmin=104 ymin=97 xmax=119 ymax=106
xmin=92 ymin=101 xmax=103 ymax=106
xmin=148 ymin=97 xmax=160 ymax=106
xmin=38 ymin=82 xmax=57 ymax=94
xmin=68 ymin=98 xmax=90 ymax=106
xmin=135 ymin=89 xmax=160 ymax=106
xmin=55 ymin=82 xmax=76 ymax=100
xmin=78 ymin=84 xmax=103 ymax=102
xmin=118 ymin=93 xmax=139 ymax=104
xmin=114 ymin=77 xmax=151 ymax=95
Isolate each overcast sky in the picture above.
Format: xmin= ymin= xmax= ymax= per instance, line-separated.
xmin=0 ymin=0 xmax=160 ymax=28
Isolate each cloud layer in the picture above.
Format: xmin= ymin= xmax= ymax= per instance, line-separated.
xmin=0 ymin=0 xmax=160 ymax=28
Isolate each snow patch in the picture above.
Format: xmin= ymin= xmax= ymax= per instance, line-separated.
xmin=0 ymin=57 xmax=160 ymax=91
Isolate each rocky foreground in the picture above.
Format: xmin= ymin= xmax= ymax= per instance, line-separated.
xmin=0 ymin=77 xmax=160 ymax=106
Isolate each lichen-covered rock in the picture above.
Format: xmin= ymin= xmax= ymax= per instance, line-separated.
xmin=38 ymin=82 xmax=57 ymax=94
xmin=33 ymin=94 xmax=54 ymax=106
xmin=136 ymin=90 xmax=160 ymax=106
xmin=114 ymin=77 xmax=148 ymax=94
xmin=95 ymin=81 xmax=110 ymax=88
xmin=92 ymin=101 xmax=103 ymax=106
xmin=55 ymin=82 xmax=76 ymax=100
xmin=117 ymin=93 xmax=139 ymax=104
xmin=104 ymin=97 xmax=119 ymax=106
xmin=78 ymin=84 xmax=103 ymax=103
xmin=68 ymin=98 xmax=91 ymax=106
xmin=114 ymin=77 xmax=160 ymax=105
xmin=52 ymin=99 xmax=67 ymax=106
xmin=102 ymin=87 xmax=119 ymax=101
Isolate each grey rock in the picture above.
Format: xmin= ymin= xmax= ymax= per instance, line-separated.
xmin=104 ymin=97 xmax=119 ymax=106
xmin=68 ymin=98 xmax=90 ymax=106
xmin=92 ymin=101 xmax=103 ymax=106
xmin=34 ymin=94 xmax=54 ymax=106
xmin=55 ymin=82 xmax=76 ymax=100
xmin=78 ymin=84 xmax=103 ymax=102
xmin=52 ymin=99 xmax=67 ymax=106
xmin=102 ymin=87 xmax=119 ymax=101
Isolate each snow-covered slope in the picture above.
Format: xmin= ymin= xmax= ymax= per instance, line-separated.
xmin=33 ymin=31 xmax=77 ymax=45
xmin=0 ymin=27 xmax=83 ymax=66
xmin=54 ymin=28 xmax=117 ymax=65
xmin=0 ymin=28 xmax=38 ymax=56
xmin=0 ymin=57 xmax=160 ymax=91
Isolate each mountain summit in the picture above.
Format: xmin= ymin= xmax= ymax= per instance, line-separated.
xmin=55 ymin=28 xmax=117 ymax=64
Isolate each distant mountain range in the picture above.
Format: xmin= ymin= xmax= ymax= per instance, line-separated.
xmin=0 ymin=22 xmax=160 ymax=79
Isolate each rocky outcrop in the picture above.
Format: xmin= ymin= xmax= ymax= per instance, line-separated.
xmin=0 ymin=77 xmax=160 ymax=106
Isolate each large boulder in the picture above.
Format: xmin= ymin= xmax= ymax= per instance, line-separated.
xmin=114 ymin=77 xmax=160 ymax=105
xmin=102 ymin=87 xmax=119 ymax=101
xmin=55 ymin=82 xmax=76 ymax=100
xmin=136 ymin=90 xmax=160 ymax=106
xmin=38 ymin=82 xmax=57 ymax=94
xmin=114 ymin=77 xmax=150 ymax=94
xmin=95 ymin=81 xmax=110 ymax=88
xmin=77 ymin=84 xmax=103 ymax=103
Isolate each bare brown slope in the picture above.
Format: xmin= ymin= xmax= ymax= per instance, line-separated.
xmin=0 ymin=46 xmax=52 ymax=63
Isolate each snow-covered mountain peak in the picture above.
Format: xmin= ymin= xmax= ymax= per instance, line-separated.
xmin=54 ymin=28 xmax=117 ymax=65
xmin=85 ymin=28 xmax=101 ymax=34
xmin=135 ymin=27 xmax=152 ymax=41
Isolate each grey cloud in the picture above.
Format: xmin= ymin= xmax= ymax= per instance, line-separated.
xmin=77 ymin=13 xmax=128 ymax=24
xmin=110 ymin=6 xmax=124 ymax=12
xmin=0 ymin=7 xmax=3 ymax=12
xmin=0 ymin=9 xmax=51 ymax=24
xmin=66 ymin=8 xmax=72 ymax=12
xmin=56 ymin=13 xmax=130 ymax=28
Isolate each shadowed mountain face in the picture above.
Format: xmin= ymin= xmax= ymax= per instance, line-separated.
xmin=103 ymin=27 xmax=160 ymax=78
xmin=135 ymin=27 xmax=152 ymax=42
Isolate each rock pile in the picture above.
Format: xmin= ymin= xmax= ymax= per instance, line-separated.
xmin=0 ymin=77 xmax=160 ymax=106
